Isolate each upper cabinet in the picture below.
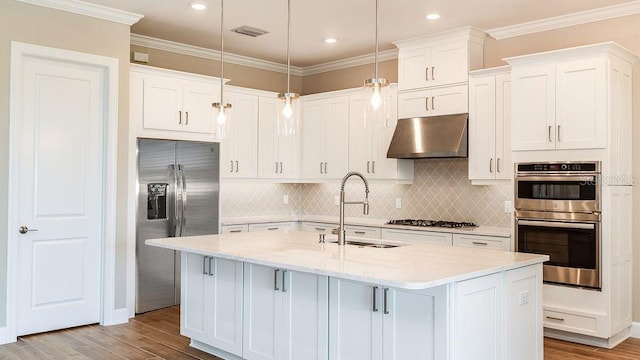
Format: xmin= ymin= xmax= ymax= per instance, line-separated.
xmin=394 ymin=27 xmax=485 ymax=92
xmin=301 ymin=95 xmax=350 ymax=180
xmin=468 ymin=67 xmax=511 ymax=182
xmin=397 ymin=85 xmax=468 ymax=119
xmin=130 ymin=64 xmax=221 ymax=142
xmin=220 ymin=90 xmax=259 ymax=179
xmin=507 ymin=43 xmax=636 ymax=153
xmin=258 ymin=96 xmax=299 ymax=180
xmin=349 ymin=88 xmax=413 ymax=181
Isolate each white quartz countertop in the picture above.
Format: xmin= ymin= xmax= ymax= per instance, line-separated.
xmin=146 ymin=230 xmax=545 ymax=290
xmin=221 ymin=215 xmax=511 ymax=238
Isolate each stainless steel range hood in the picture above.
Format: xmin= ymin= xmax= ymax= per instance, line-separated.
xmin=387 ymin=113 xmax=468 ymax=159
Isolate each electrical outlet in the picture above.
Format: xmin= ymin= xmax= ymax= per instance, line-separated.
xmin=395 ymin=198 xmax=402 ymax=209
xmin=334 ymin=195 xmax=340 ymax=206
xmin=504 ymin=200 xmax=513 ymax=213
xmin=283 ymin=195 xmax=289 ymax=205
xmin=519 ymin=290 xmax=529 ymax=305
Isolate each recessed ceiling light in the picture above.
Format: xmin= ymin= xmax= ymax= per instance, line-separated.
xmin=324 ymin=38 xmax=337 ymax=44
xmin=190 ymin=2 xmax=207 ymax=10
xmin=426 ymin=13 xmax=441 ymax=20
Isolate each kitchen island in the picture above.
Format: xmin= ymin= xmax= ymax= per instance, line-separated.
xmin=146 ymin=230 xmax=548 ymax=360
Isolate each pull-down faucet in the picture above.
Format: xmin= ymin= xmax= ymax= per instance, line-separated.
xmin=333 ymin=171 xmax=370 ymax=245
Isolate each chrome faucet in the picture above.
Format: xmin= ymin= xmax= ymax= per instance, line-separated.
xmin=333 ymin=171 xmax=370 ymax=245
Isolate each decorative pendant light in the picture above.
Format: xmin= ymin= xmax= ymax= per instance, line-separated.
xmin=277 ymin=0 xmax=299 ymax=136
xmin=212 ymin=0 xmax=232 ymax=140
xmin=363 ymin=0 xmax=389 ymax=128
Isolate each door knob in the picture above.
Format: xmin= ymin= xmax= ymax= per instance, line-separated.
xmin=19 ymin=226 xmax=38 ymax=234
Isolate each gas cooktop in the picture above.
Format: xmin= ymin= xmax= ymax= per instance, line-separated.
xmin=386 ymin=219 xmax=477 ymax=229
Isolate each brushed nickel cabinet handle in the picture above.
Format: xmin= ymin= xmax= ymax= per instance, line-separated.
xmin=229 ymin=229 xmax=242 ymax=233
xmin=230 ymin=160 xmax=234 ymax=173
xmin=315 ymin=227 xmax=326 ymax=231
xmin=372 ymin=161 xmax=376 ymax=174
xmin=203 ymin=256 xmax=208 ymax=275
xmin=548 ymin=126 xmax=552 ymax=142
xmin=275 ymin=162 xmax=278 ymax=173
xmin=354 ymin=231 xmax=366 ymax=235
xmin=235 ymin=161 xmax=239 ymax=172
xmin=546 ymin=316 xmax=565 ymax=322
xmin=557 ymin=125 xmax=561 ymax=142
xmin=320 ymin=162 xmax=324 ymax=174
xmin=431 ymin=66 xmax=435 ymax=81
xmin=372 ymin=286 xmax=379 ymax=312
xmin=185 ymin=111 xmax=189 ymax=125
xmin=472 ymin=241 xmax=488 ymax=246
xmin=323 ymin=162 xmax=327 ymax=174
xmin=280 ymin=162 xmax=283 ymax=174
xmin=178 ymin=110 xmax=182 ymax=124
xmin=489 ymin=158 xmax=493 ymax=173
xmin=425 ymin=97 xmax=429 ymax=111
xmin=208 ymin=257 xmax=214 ymax=276
xmin=431 ymin=96 xmax=435 ymax=110
xmin=274 ymin=269 xmax=280 ymax=291
xmin=282 ymin=270 xmax=287 ymax=292
xmin=497 ymin=158 xmax=501 ymax=173
xmin=383 ymin=288 xmax=389 ymax=314
xmin=267 ymin=227 xmax=278 ymax=231
xmin=367 ymin=161 xmax=371 ymax=174
xmin=425 ymin=67 xmax=429 ymax=81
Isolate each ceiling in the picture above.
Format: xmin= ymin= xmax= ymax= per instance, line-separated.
xmin=86 ymin=0 xmax=634 ymax=67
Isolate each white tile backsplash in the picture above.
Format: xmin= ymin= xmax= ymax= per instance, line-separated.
xmin=221 ymin=159 xmax=512 ymax=227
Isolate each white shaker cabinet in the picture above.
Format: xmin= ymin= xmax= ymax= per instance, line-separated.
xmin=301 ymin=96 xmax=349 ymax=180
xmin=180 ymin=253 xmax=243 ymax=356
xmin=329 ymin=278 xmax=447 ymax=360
xmin=243 ymin=263 xmax=328 ymax=360
xmin=349 ymin=91 xmax=413 ymax=181
xmin=258 ymin=96 xmax=299 ymax=179
xmin=397 ymin=85 xmax=469 ymax=119
xmin=510 ymin=53 xmax=611 ymax=151
xmin=220 ymin=91 xmax=258 ymax=178
xmin=468 ymin=67 xmax=511 ymax=182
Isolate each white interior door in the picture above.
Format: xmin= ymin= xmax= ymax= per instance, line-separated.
xmin=14 ymin=54 xmax=104 ymax=336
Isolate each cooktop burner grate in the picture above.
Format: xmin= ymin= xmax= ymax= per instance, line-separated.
xmin=386 ymin=219 xmax=477 ymax=228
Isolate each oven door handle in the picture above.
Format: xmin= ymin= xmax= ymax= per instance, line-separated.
xmin=517 ymin=220 xmax=595 ymax=230
xmin=516 ymin=175 xmax=597 ymax=182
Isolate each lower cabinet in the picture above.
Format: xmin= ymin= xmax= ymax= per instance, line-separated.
xmin=181 ymin=253 xmax=244 ymax=356
xmin=243 ymin=263 xmax=329 ymax=360
xmin=328 ymin=278 xmax=447 ymax=360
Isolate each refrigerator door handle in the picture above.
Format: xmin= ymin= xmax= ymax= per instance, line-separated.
xmin=178 ymin=164 xmax=187 ymax=236
xmin=169 ymin=164 xmax=180 ymax=237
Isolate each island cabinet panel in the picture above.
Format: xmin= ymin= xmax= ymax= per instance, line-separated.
xmin=243 ymin=263 xmax=328 ymax=360
xmin=329 ymin=278 xmax=447 ymax=360
xmin=180 ymin=253 xmax=243 ymax=356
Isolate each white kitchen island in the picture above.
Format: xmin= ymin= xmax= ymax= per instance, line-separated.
xmin=146 ymin=230 xmax=548 ymax=360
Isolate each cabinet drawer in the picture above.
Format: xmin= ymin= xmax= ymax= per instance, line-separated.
xmin=221 ymin=224 xmax=249 ymax=234
xmin=344 ymin=225 xmax=381 ymax=239
xmin=300 ymin=222 xmax=336 ymax=233
xmin=452 ymin=234 xmax=509 ymax=251
xmin=248 ymin=222 xmax=297 ymax=232
xmin=382 ymin=228 xmax=452 ymax=245
xmin=543 ymin=309 xmax=598 ymax=335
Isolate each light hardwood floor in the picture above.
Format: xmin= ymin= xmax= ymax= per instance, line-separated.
xmin=1 ymin=306 xmax=640 ymax=359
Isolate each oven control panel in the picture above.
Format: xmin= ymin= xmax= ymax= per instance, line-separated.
xmin=516 ymin=162 xmax=599 ymax=173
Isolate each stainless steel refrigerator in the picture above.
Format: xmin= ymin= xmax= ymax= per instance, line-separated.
xmin=136 ymin=138 xmax=220 ymax=314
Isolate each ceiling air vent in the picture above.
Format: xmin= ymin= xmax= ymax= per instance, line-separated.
xmin=231 ymin=25 xmax=269 ymax=37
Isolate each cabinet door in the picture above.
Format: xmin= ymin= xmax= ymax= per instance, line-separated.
xmin=453 ymin=273 xmax=503 ymax=360
xmin=397 ymin=89 xmax=431 ymax=118
xmin=301 ymin=99 xmax=327 ymax=178
xmin=494 ymin=74 xmax=512 ymax=180
xmin=208 ymin=257 xmax=244 ymax=355
xmin=329 ymin=278 xmax=383 ymax=360
xmin=430 ymin=84 xmax=468 ymax=116
xmin=181 ymin=253 xmax=208 ymax=342
xmin=243 ymin=264 xmax=282 ymax=360
xmin=182 ymin=81 xmax=217 ymax=134
xmin=348 ymin=95 xmax=375 ymax=176
xmin=277 ymin=119 xmax=299 ymax=178
xmin=382 ymin=286 xmax=447 ymax=360
xmin=258 ymin=97 xmax=280 ymax=178
xmin=372 ymin=92 xmax=399 ymax=179
xmin=555 ymin=58 xmax=607 ymax=149
xmin=282 ymin=271 xmax=329 ymax=360
xmin=511 ymin=64 xmax=556 ymax=151
xmin=143 ymin=76 xmax=182 ymax=132
xmin=468 ymin=75 xmax=496 ymax=180
xmin=430 ymin=41 xmax=469 ymax=87
xmin=398 ymin=46 xmax=430 ymax=91
xmin=325 ymin=96 xmax=350 ymax=178
xmin=230 ymin=93 xmax=258 ymax=178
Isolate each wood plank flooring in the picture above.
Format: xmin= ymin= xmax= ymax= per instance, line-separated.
xmin=2 ymin=305 xmax=640 ymax=359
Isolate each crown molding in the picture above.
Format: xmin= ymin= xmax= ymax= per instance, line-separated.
xmin=488 ymin=0 xmax=640 ymax=40
xmin=300 ymin=49 xmax=398 ymax=76
xmin=17 ymin=0 xmax=143 ymax=25
xmin=131 ymin=34 xmax=303 ymax=76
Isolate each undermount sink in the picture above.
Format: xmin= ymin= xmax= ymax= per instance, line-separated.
xmin=327 ymin=239 xmax=402 ymax=249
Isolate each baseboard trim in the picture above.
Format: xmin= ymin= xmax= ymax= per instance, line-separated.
xmin=630 ymin=322 xmax=640 ymax=338
xmin=545 ymin=326 xmax=630 ymax=349
xmin=103 ymin=308 xmax=130 ymax=326
xmin=0 ymin=326 xmax=10 ymax=345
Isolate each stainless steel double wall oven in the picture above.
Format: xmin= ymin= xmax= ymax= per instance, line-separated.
xmin=515 ymin=162 xmax=601 ymax=289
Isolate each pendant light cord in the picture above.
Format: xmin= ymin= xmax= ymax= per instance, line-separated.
xmin=220 ymin=0 xmax=224 ymax=103
xmin=286 ymin=0 xmax=291 ymax=94
xmin=374 ymin=0 xmax=379 ymax=79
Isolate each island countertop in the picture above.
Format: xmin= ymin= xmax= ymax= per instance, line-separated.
xmin=146 ymin=230 xmax=547 ymax=290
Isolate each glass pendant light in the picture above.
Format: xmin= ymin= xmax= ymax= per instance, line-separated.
xmin=212 ymin=0 xmax=232 ymax=140
xmin=277 ymin=0 xmax=299 ymax=136
xmin=363 ymin=0 xmax=389 ymax=129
